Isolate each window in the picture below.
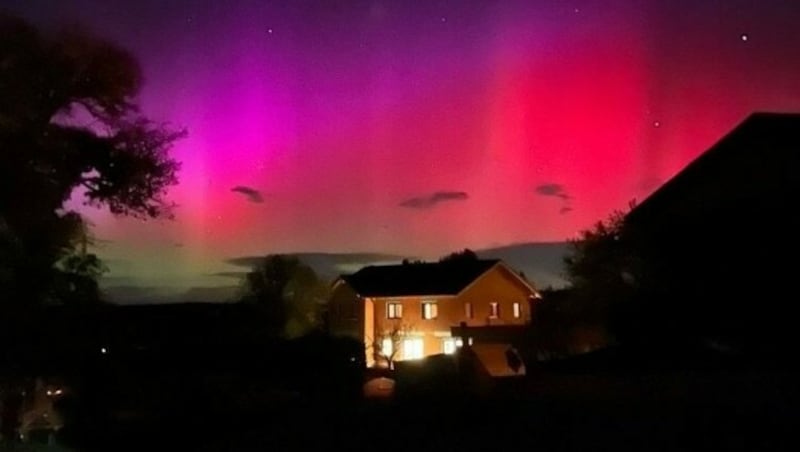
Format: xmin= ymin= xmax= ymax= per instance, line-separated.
xmin=489 ymin=302 xmax=500 ymax=319
xmin=465 ymin=302 xmax=473 ymax=319
xmin=402 ymin=338 xmax=424 ymax=360
xmin=442 ymin=338 xmax=457 ymax=354
xmin=381 ymin=338 xmax=393 ymax=357
xmin=513 ymin=302 xmax=521 ymax=319
xmin=387 ymin=302 xmax=403 ymax=319
xmin=422 ymin=301 xmax=438 ymax=319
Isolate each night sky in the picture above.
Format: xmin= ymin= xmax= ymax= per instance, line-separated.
xmin=5 ymin=0 xmax=800 ymax=301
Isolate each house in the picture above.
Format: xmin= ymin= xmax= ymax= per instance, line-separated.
xmin=624 ymin=112 xmax=800 ymax=356
xmin=328 ymin=259 xmax=540 ymax=366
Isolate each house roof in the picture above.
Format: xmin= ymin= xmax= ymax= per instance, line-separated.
xmin=340 ymin=259 xmax=507 ymax=297
xmin=627 ymin=112 xmax=800 ymax=227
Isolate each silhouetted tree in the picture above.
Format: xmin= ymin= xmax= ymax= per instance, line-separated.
xmin=370 ymin=321 xmax=414 ymax=369
xmin=563 ymin=206 xmax=641 ymax=342
xmin=439 ymin=248 xmax=478 ymax=263
xmin=239 ymin=255 xmax=329 ymax=338
xmin=0 ymin=14 xmax=183 ymax=309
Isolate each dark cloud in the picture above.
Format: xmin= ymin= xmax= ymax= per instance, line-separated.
xmin=231 ymin=185 xmax=264 ymax=203
xmin=534 ymin=183 xmax=570 ymax=200
xmin=535 ymin=183 xmax=573 ymax=213
xmin=225 ymin=252 xmax=411 ymax=280
xmin=399 ymin=191 xmax=469 ymax=209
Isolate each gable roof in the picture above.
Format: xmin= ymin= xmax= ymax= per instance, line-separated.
xmin=340 ymin=259 xmax=504 ymax=297
xmin=627 ymin=112 xmax=800 ymax=227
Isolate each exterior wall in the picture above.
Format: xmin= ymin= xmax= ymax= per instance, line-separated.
xmin=458 ymin=264 xmax=535 ymax=327
xmin=371 ymin=294 xmax=458 ymax=359
xmin=369 ymin=264 xmax=537 ymax=362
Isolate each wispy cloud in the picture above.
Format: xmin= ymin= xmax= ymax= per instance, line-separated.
xmin=231 ymin=185 xmax=264 ymax=203
xmin=399 ymin=191 xmax=469 ymax=209
xmin=535 ymin=183 xmax=573 ymax=214
xmin=225 ymin=252 xmax=410 ymax=280
xmin=534 ymin=183 xmax=570 ymax=200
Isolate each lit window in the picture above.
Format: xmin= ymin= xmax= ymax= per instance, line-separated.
xmin=443 ymin=338 xmax=457 ymax=354
xmin=513 ymin=302 xmax=521 ymax=318
xmin=387 ymin=302 xmax=403 ymax=319
xmin=381 ymin=338 xmax=393 ymax=357
xmin=465 ymin=302 xmax=473 ymax=319
xmin=455 ymin=338 xmax=464 ymax=347
xmin=403 ymin=338 xmax=424 ymax=360
xmin=489 ymin=302 xmax=500 ymax=319
xmin=422 ymin=302 xmax=438 ymax=319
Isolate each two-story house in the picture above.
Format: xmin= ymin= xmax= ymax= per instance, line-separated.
xmin=328 ymin=259 xmax=540 ymax=366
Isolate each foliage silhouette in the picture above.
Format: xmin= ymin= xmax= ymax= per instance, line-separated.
xmin=560 ymin=205 xmax=643 ymax=345
xmin=239 ymin=255 xmax=329 ymax=338
xmin=439 ymin=248 xmax=479 ymax=263
xmin=0 ymin=13 xmax=183 ymax=308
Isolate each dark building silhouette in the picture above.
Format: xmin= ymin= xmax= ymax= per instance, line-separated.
xmin=626 ymin=112 xmax=800 ymax=357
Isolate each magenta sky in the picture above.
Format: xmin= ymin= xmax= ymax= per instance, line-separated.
xmin=7 ymin=0 xmax=800 ymax=299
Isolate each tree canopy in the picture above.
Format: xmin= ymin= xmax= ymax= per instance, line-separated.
xmin=239 ymin=255 xmax=329 ymax=338
xmin=439 ymin=248 xmax=479 ymax=263
xmin=560 ymin=207 xmax=643 ymax=343
xmin=0 ymin=14 xmax=183 ymax=308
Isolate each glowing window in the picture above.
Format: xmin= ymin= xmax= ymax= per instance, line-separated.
xmin=443 ymin=338 xmax=457 ymax=354
xmin=387 ymin=302 xmax=403 ymax=319
xmin=422 ymin=302 xmax=438 ymax=319
xmin=403 ymin=338 xmax=424 ymax=360
xmin=489 ymin=302 xmax=500 ymax=319
xmin=381 ymin=338 xmax=393 ymax=357
xmin=513 ymin=302 xmax=521 ymax=318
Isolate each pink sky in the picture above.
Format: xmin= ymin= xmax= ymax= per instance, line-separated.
xmin=12 ymin=0 xmax=799 ymax=297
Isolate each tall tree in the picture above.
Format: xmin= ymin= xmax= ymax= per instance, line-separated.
xmin=0 ymin=14 xmax=183 ymax=308
xmin=439 ymin=248 xmax=479 ymax=263
xmin=563 ymin=207 xmax=642 ymax=341
xmin=240 ymin=255 xmax=329 ymax=338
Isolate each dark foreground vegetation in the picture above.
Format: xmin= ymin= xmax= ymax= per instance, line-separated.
xmin=54 ymin=367 xmax=800 ymax=451
xmin=3 ymin=305 xmax=799 ymax=452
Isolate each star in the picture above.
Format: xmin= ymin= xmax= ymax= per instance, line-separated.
xmin=574 ymin=8 xmax=580 ymax=13
xmin=440 ymin=17 xmax=447 ymax=23
xmin=267 ymin=28 xmax=273 ymax=34
xmin=740 ymin=33 xmax=749 ymax=42
xmin=653 ymin=121 xmax=661 ymax=128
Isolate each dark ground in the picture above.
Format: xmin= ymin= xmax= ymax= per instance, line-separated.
xmin=41 ymin=368 xmax=798 ymax=452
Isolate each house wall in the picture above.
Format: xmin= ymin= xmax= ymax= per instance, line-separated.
xmin=370 ymin=265 xmax=537 ymax=362
xmin=371 ymin=294 xmax=457 ymax=358
xmin=458 ymin=264 xmax=535 ymax=327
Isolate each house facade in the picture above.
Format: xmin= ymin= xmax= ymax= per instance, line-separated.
xmin=328 ymin=259 xmax=540 ymax=366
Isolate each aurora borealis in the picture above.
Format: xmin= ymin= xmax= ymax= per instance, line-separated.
xmin=6 ymin=0 xmax=800 ymax=301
